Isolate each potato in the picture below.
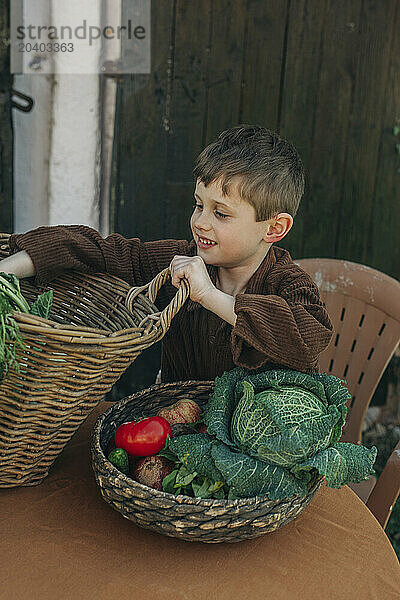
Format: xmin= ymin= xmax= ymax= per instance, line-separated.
xmin=133 ymin=455 xmax=174 ymax=491
xmin=157 ymin=399 xmax=201 ymax=425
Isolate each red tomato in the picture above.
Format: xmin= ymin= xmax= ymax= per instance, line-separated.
xmin=115 ymin=416 xmax=171 ymax=457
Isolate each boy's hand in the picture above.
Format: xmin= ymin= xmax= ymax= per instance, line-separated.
xmin=169 ymin=255 xmax=215 ymax=304
xmin=0 ymin=251 xmax=35 ymax=279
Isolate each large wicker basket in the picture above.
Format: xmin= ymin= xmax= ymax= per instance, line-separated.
xmin=91 ymin=381 xmax=324 ymax=543
xmin=0 ymin=233 xmax=189 ymax=488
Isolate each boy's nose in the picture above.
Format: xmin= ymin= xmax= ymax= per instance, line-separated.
xmin=194 ymin=214 xmax=212 ymax=230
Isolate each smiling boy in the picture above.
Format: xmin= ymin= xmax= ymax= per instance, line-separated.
xmin=0 ymin=125 xmax=333 ymax=382
xmin=170 ymin=175 xmax=293 ymax=327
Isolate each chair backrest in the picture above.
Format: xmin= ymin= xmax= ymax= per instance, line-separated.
xmin=366 ymin=440 xmax=400 ymax=529
xmin=294 ymin=258 xmax=400 ymax=444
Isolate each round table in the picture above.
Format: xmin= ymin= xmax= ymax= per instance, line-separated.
xmin=1 ymin=402 xmax=399 ymax=600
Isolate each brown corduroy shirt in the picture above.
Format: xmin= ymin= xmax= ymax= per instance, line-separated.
xmin=9 ymin=225 xmax=334 ymax=383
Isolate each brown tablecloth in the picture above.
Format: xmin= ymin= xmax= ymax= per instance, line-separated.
xmin=1 ymin=402 xmax=399 ymax=600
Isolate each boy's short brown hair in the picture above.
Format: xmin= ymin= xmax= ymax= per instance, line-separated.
xmin=193 ymin=125 xmax=305 ymax=221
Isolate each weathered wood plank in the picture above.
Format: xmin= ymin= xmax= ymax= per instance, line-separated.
xmin=277 ymin=0 xmax=328 ymax=261
xmin=165 ymin=0 xmax=212 ymax=239
xmin=113 ymin=0 xmax=175 ymax=242
xmin=367 ymin=0 xmax=400 ymax=282
xmin=297 ymin=0 xmax=361 ymax=260
xmin=336 ymin=0 xmax=397 ymax=263
xmin=0 ymin=0 xmax=12 ymax=234
xmin=203 ymin=0 xmax=247 ymax=141
xmin=240 ymin=0 xmax=288 ymax=128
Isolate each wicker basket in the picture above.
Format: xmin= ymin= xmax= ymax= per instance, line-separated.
xmin=91 ymin=380 xmax=324 ymax=543
xmin=0 ymin=233 xmax=189 ymax=488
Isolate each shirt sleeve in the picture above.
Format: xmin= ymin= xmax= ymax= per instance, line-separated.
xmin=8 ymin=224 xmax=192 ymax=289
xmin=231 ymin=274 xmax=333 ymax=373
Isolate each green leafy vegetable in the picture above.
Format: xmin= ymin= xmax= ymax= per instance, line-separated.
xmin=211 ymin=441 xmax=308 ymax=500
xmin=0 ymin=294 xmax=26 ymax=380
xmin=161 ymin=366 xmax=377 ymax=501
xmin=0 ymin=273 xmax=31 ymax=313
xmin=160 ymin=439 xmax=230 ymax=499
xmin=191 ymin=478 xmax=213 ymax=498
xmin=291 ymin=442 xmax=379 ymax=488
xmin=161 ymin=469 xmax=179 ymax=494
xmin=0 ymin=272 xmax=54 ymax=383
xmin=30 ymin=290 xmax=53 ymax=319
xmin=232 ymin=380 xmax=341 ymax=466
xmin=166 ymin=433 xmax=224 ymax=482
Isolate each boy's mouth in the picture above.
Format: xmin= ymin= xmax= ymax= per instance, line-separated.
xmin=197 ymin=235 xmax=217 ymax=247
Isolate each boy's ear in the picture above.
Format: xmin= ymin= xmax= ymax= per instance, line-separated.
xmin=263 ymin=213 xmax=294 ymax=243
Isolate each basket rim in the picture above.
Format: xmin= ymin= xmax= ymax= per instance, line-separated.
xmin=91 ymin=380 xmax=324 ymax=508
xmin=1 ymin=231 xmax=189 ymax=343
xmin=9 ymin=271 xmax=161 ymax=338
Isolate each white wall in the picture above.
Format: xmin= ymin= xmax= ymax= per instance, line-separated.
xmin=12 ymin=0 xmax=107 ymax=234
xmin=48 ymin=74 xmax=101 ymax=227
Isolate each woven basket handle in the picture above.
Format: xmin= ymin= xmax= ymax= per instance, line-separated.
xmin=124 ymin=267 xmax=190 ymax=334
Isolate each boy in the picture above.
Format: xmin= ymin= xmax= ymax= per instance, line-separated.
xmin=0 ymin=125 xmax=333 ymax=383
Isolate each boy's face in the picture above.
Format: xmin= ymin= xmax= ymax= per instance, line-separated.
xmin=190 ymin=176 xmax=291 ymax=268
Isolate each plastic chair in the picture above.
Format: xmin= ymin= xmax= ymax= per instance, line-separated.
xmin=294 ymin=257 xmax=400 ymax=526
xmin=294 ymin=258 xmax=400 ymax=443
xmin=365 ymin=440 xmax=400 ymax=528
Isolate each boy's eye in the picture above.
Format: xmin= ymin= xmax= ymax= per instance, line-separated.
xmin=192 ymin=203 xmax=228 ymax=219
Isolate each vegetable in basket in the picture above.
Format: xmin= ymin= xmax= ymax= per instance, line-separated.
xmin=108 ymin=407 xmax=213 ymax=494
xmin=159 ymin=442 xmax=230 ymax=499
xmin=160 ymin=367 xmax=378 ymax=501
xmin=157 ymin=399 xmax=201 ymax=425
xmin=115 ymin=416 xmax=171 ymax=457
xmin=0 ymin=272 xmax=53 ymax=382
xmin=133 ymin=455 xmax=175 ymax=490
xmin=108 ymin=448 xmax=130 ymax=475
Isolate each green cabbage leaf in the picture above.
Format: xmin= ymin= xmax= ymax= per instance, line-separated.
xmin=164 ymin=366 xmax=377 ymax=501
xmin=291 ymin=442 xmax=378 ymax=488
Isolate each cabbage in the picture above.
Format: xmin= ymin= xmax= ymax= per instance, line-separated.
xmin=165 ymin=366 xmax=377 ymax=500
xmin=231 ymin=379 xmax=341 ymax=466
